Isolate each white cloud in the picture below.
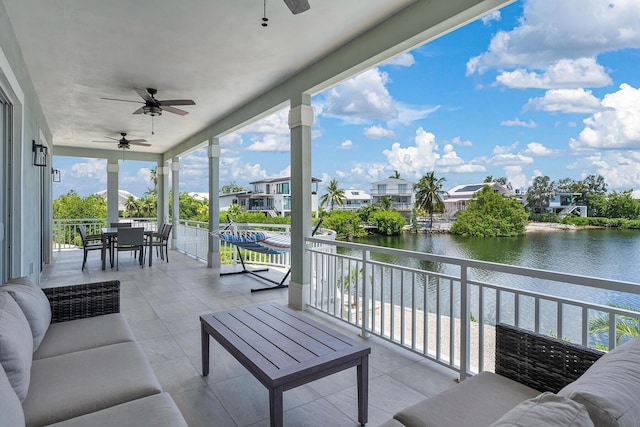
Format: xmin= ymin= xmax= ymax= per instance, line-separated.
xmin=501 ymin=117 xmax=536 ymax=128
xmin=491 ymin=153 xmax=535 ymax=166
xmin=570 ymin=84 xmax=640 ymax=150
xmin=467 ymin=0 xmax=640 ymax=74
xmin=383 ymin=53 xmax=416 ymax=67
xmin=320 ymin=68 xmax=437 ymax=125
xmin=437 ymin=144 xmax=465 ymax=167
xmin=71 ymin=158 xmax=107 ymax=182
xmin=219 ymin=156 xmax=269 ymax=183
xmin=525 ymin=88 xmax=602 ymax=114
xmin=449 ymin=136 xmax=472 ymax=147
xmin=246 ymin=134 xmax=290 ymax=152
xmin=364 ymin=125 xmax=395 ymax=139
xmin=495 ymin=58 xmax=612 ymax=89
xmin=220 ymin=133 xmax=244 ymax=155
xmin=339 ymin=139 xmax=353 ymax=150
xmin=239 ymin=109 xmax=289 ymax=136
xmin=382 ymin=127 xmax=440 ymax=179
xmin=493 ymin=142 xmax=519 ymax=155
xmin=390 ymin=103 xmax=440 ymax=127
xmin=504 ymin=165 xmax=527 ymax=190
xmin=481 ymin=10 xmax=501 ymax=25
xmin=322 ymin=69 xmax=396 ymax=123
xmin=568 ymin=151 xmax=640 ymax=190
xmin=523 ymin=142 xmax=561 ymax=157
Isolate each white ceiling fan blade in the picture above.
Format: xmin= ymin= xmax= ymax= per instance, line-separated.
xmin=129 ymin=141 xmax=151 ymax=147
xmin=283 ymin=0 xmax=310 ymax=14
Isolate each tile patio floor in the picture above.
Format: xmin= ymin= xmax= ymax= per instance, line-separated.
xmin=41 ymin=248 xmax=458 ymax=427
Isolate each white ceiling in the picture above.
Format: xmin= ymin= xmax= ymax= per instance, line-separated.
xmin=3 ymin=0 xmax=508 ymax=158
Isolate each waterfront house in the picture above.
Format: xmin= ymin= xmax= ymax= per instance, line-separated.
xmin=240 ymin=177 xmax=321 ymax=217
xmin=328 ymin=188 xmax=372 ymax=211
xmin=370 ymin=178 xmax=415 ymax=218
xmin=548 ymin=192 xmax=587 ymax=217
xmin=444 ymin=182 xmax=513 ymax=218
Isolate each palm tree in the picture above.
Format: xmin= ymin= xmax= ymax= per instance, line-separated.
xmin=526 ymin=175 xmax=555 ymax=213
xmin=414 ymin=171 xmax=446 ymax=227
xmin=589 ymin=304 xmax=640 ymax=349
xmin=150 ymin=167 xmax=158 ymax=188
xmin=124 ymin=196 xmax=140 ymax=218
xmin=389 ymin=170 xmax=400 ymax=179
xmin=320 ymin=179 xmax=345 ymax=211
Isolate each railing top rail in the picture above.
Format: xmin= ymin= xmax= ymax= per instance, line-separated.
xmin=306 ymin=236 xmax=640 ymax=295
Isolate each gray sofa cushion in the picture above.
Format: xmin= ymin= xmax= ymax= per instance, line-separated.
xmin=23 ymin=342 xmax=162 ymax=427
xmin=46 ymin=393 xmax=187 ymax=427
xmin=393 ymin=371 xmax=540 ymax=427
xmin=34 ymin=313 xmax=134 ymax=359
xmin=559 ymin=336 xmax=640 ymax=427
xmin=0 ymin=363 xmax=25 ymax=427
xmin=1 ymin=276 xmax=51 ymax=351
xmin=490 ymin=392 xmax=594 ymax=427
xmin=0 ymin=292 xmax=33 ymax=401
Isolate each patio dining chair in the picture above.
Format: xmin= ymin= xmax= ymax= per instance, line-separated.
xmin=115 ymin=227 xmax=145 ymax=270
xmin=78 ymin=224 xmax=105 ymax=270
xmin=151 ymin=224 xmax=172 ymax=262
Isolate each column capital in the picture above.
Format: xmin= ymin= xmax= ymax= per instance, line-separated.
xmin=107 ymin=163 xmax=119 ymax=173
xmin=208 ymin=144 xmax=221 ymax=158
xmin=171 ymin=161 xmax=180 ymax=171
xmin=288 ymin=104 xmax=314 ymax=129
xmin=156 ymin=166 xmax=168 ymax=175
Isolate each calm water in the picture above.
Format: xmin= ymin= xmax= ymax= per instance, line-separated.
xmin=350 ymin=229 xmax=640 ymax=311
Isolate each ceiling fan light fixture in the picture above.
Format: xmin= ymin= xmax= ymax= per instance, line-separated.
xmin=143 ymin=105 xmax=162 ymax=116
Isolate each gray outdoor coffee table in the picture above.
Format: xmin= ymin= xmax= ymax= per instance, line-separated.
xmin=200 ymin=303 xmax=370 ymax=427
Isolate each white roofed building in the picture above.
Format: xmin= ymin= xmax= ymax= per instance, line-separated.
xmin=444 ymin=183 xmax=514 ymax=218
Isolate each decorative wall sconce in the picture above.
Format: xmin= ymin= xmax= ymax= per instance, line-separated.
xmin=52 ymin=168 xmax=61 ymax=182
xmin=32 ymin=140 xmax=47 ymax=167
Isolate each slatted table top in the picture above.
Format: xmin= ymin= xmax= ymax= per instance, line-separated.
xmin=200 ymin=303 xmax=371 ymax=389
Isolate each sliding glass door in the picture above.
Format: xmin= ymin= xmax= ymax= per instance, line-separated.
xmin=0 ymin=88 xmax=12 ymax=282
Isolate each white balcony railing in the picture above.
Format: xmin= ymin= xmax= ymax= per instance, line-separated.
xmin=305 ymin=236 xmax=640 ymax=380
xmin=52 ymin=218 xmax=158 ymax=251
xmin=174 ymin=220 xmax=292 ymax=268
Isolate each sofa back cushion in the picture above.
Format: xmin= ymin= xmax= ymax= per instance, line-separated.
xmin=559 ymin=336 xmax=640 ymax=427
xmin=490 ymin=392 xmax=593 ymax=426
xmin=0 ymin=362 xmax=25 ymax=426
xmin=1 ymin=276 xmax=51 ymax=350
xmin=0 ymin=292 xmax=33 ymax=401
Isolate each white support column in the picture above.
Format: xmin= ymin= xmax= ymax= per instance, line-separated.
xmin=156 ymin=162 xmax=169 ymax=227
xmin=207 ymin=138 xmax=221 ymax=273
xmin=107 ymin=160 xmax=119 ymax=225
xmin=171 ymin=158 xmax=180 ymax=249
xmin=288 ymin=94 xmax=313 ymax=310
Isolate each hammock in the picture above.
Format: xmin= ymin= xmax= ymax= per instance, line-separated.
xmin=210 ymin=230 xmax=291 ymax=255
xmin=211 ymin=220 xmax=322 ymax=293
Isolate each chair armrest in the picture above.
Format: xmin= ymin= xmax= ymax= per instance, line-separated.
xmin=495 ymin=323 xmax=604 ymax=393
xmin=43 ymin=280 xmax=120 ymax=323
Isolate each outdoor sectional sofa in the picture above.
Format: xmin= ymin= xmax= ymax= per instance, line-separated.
xmin=0 ymin=278 xmax=188 ymax=427
xmin=381 ymin=323 xmax=640 ymax=427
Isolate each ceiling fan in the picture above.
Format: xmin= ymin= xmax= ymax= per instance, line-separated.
xmin=101 ymin=88 xmax=195 ymax=117
xmin=93 ymin=132 xmax=151 ymax=150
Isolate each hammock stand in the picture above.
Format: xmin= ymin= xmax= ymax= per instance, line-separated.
xmin=212 ymin=220 xmax=322 ymax=293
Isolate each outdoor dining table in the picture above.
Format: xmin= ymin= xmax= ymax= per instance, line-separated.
xmin=100 ymin=227 xmax=155 ymax=270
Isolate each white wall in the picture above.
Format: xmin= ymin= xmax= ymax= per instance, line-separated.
xmin=0 ymin=0 xmax=53 ymax=284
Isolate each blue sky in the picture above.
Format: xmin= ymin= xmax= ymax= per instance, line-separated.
xmin=54 ymin=0 xmax=640 ymax=199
